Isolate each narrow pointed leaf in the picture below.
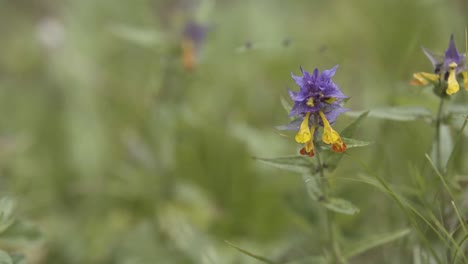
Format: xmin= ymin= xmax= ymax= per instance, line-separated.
xmin=225 ymin=241 xmax=277 ymax=264
xmin=254 ymin=156 xmax=313 ymax=174
xmin=343 ymin=138 xmax=372 ymax=148
xmin=320 ymin=138 xmax=371 ymax=151
xmin=325 ymin=111 xmax=369 ymax=171
xmin=322 ymin=197 xmax=359 ymax=215
xmin=341 ymin=111 xmax=369 ymax=137
xmin=284 ymin=256 xmax=327 ymax=264
xmin=346 ymin=107 xmax=432 ymax=121
xmin=108 ymin=25 xmax=165 ymax=47
xmin=344 ymin=229 xmax=411 ymax=258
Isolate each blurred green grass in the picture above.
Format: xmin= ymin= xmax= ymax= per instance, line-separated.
xmin=0 ymin=0 xmax=467 ymax=263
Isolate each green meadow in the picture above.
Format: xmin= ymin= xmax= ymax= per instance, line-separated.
xmin=0 ymin=0 xmax=467 ymax=263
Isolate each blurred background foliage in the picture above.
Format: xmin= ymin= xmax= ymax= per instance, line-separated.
xmin=0 ymin=0 xmax=467 ymax=263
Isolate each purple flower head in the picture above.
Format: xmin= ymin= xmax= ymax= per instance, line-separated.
xmin=422 ymin=34 xmax=466 ymax=74
xmin=278 ymin=65 xmax=349 ymax=156
xmin=288 ymin=65 xmax=347 ymax=119
xmin=183 ymin=21 xmax=208 ymax=49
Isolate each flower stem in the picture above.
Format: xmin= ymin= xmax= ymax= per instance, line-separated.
xmin=314 ymin=147 xmax=345 ymax=264
xmin=434 ymin=97 xmax=450 ymax=259
xmin=435 ymin=97 xmax=445 ymax=172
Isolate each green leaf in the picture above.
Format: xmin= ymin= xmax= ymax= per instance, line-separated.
xmin=254 ymin=156 xmax=314 ymax=174
xmin=11 ymin=254 xmax=26 ymax=264
xmin=430 ymin=124 xmax=453 ymax=168
xmin=346 ymin=106 xmax=432 ymax=121
xmin=343 ymin=138 xmax=372 ymax=148
xmin=0 ymin=198 xmax=15 ymax=234
xmin=322 ymin=198 xmax=359 ymax=215
xmin=325 ymin=111 xmax=369 ymax=171
xmin=108 ymin=24 xmax=165 ymax=47
xmin=225 ymin=241 xmax=277 ymax=264
xmin=447 ymin=104 xmax=468 ymax=116
xmin=320 ymin=138 xmax=371 ymax=151
xmin=0 ymin=220 xmax=40 ymax=241
xmin=0 ymin=250 xmax=12 ymax=264
xmin=341 ymin=111 xmax=369 ymax=138
xmin=344 ymin=229 xmax=411 ymax=258
xmin=447 ymin=117 xmax=468 ymax=172
xmin=280 ymin=97 xmax=292 ymax=115
xmin=302 ymin=174 xmax=323 ymax=201
xmin=283 ymin=256 xmax=327 ymax=264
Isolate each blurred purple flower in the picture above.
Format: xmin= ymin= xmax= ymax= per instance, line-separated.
xmin=181 ymin=21 xmax=208 ymax=71
xmin=183 ymin=21 xmax=208 ymax=49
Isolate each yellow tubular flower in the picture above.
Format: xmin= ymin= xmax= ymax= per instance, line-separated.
xmin=463 ymin=71 xmax=468 ymax=91
xmin=319 ymin=111 xmax=340 ymax=144
xmin=410 ymin=72 xmax=439 ymax=86
xmin=295 ymin=112 xmax=312 ymax=143
xmin=319 ymin=111 xmax=346 ymax=153
xmin=446 ymin=62 xmax=460 ymax=95
xmin=305 ymin=126 xmax=316 ymax=153
xmin=299 ymin=126 xmax=315 ymax=157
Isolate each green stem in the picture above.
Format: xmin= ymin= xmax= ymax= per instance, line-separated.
xmin=435 ymin=97 xmax=445 ymax=172
xmin=314 ymin=146 xmax=345 ymax=264
xmin=434 ymin=97 xmax=451 ymax=262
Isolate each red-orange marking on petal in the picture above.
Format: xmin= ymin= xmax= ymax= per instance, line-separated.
xmin=299 ymin=147 xmax=315 ymax=157
xmin=331 ymin=142 xmax=346 ymax=153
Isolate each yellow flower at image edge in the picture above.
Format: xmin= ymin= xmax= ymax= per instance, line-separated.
xmin=463 ymin=71 xmax=468 ymax=91
xmin=411 ymin=35 xmax=467 ymax=96
xmin=319 ymin=111 xmax=346 ymax=153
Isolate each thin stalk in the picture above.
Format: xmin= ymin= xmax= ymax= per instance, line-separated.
xmin=434 ymin=97 xmax=452 ymax=262
xmin=434 ymin=98 xmax=447 ymax=226
xmin=314 ymin=146 xmax=345 ymax=264
xmin=434 ymin=97 xmax=445 ymax=172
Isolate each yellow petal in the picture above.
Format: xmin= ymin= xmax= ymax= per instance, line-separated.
xmin=295 ymin=112 xmax=312 ymax=143
xmin=305 ymin=126 xmax=316 ymax=152
xmin=463 ymin=71 xmax=468 ymax=91
xmin=446 ymin=63 xmax=460 ymax=95
xmin=410 ymin=72 xmax=439 ymax=86
xmin=319 ymin=111 xmax=341 ymax=145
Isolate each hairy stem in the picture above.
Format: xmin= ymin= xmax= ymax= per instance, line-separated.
xmin=434 ymin=97 xmax=451 ymax=263
xmin=314 ymin=147 xmax=345 ymax=264
xmin=435 ymin=97 xmax=445 ymax=172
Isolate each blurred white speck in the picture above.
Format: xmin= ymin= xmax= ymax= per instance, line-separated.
xmin=37 ymin=17 xmax=65 ymax=50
